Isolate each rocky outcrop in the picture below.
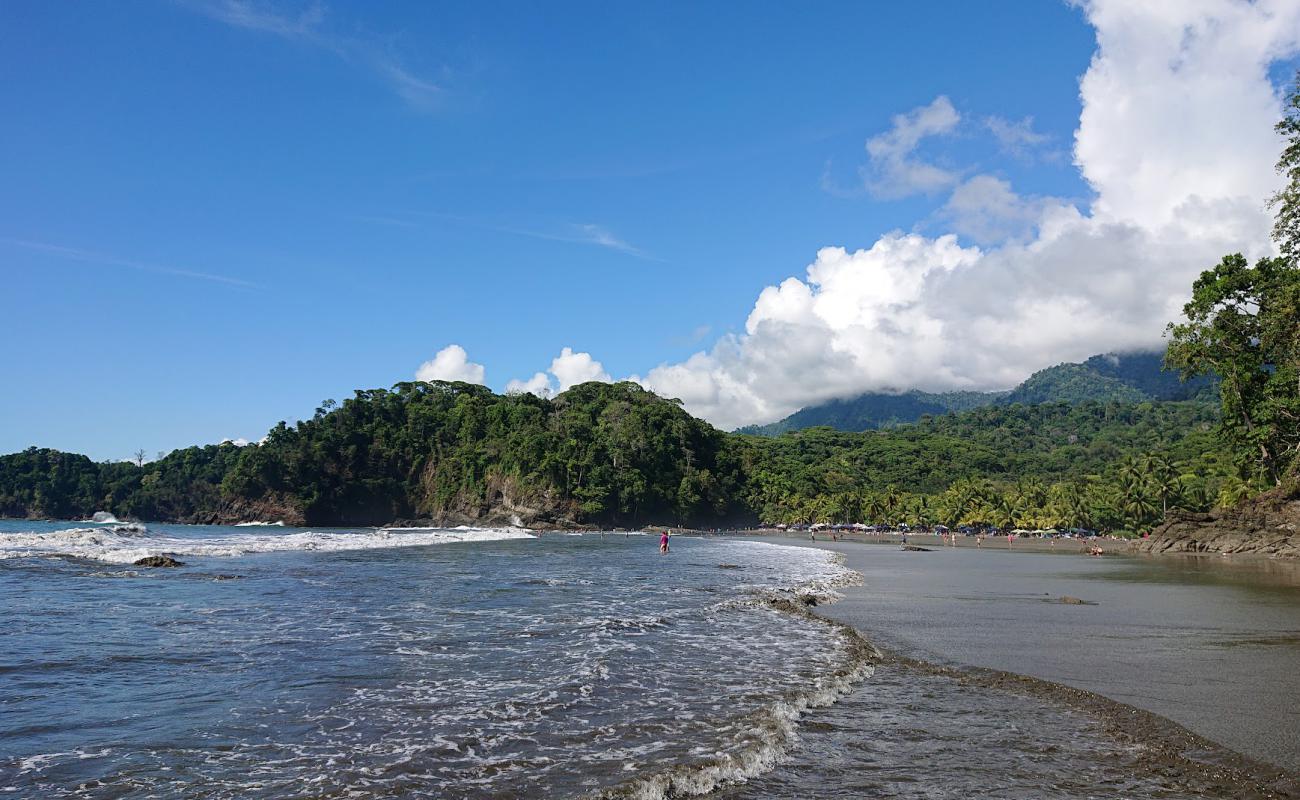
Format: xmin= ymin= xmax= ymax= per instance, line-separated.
xmin=413 ymin=469 xmax=583 ymax=529
xmin=134 ymin=555 xmax=184 ymax=567
xmin=1135 ymin=486 xmax=1300 ymax=558
xmin=187 ymin=495 xmax=306 ymax=527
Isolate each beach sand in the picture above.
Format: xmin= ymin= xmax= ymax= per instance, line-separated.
xmin=762 ymin=535 xmax=1300 ymax=781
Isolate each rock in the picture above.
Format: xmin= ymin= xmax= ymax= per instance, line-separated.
xmin=133 ymin=555 xmax=184 ymax=568
xmin=800 ymin=594 xmax=818 ymax=606
xmin=901 ymin=545 xmax=932 ymax=552
xmin=1135 ymin=486 xmax=1300 ymax=559
xmin=717 ymin=563 xmax=741 ymax=569
xmin=1060 ymin=596 xmax=1084 ymax=605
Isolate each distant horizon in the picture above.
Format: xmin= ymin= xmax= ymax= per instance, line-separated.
xmin=5 ymin=1 xmax=1297 ymax=460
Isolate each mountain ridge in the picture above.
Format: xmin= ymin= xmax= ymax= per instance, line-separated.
xmin=736 ymin=350 xmax=1216 ymax=436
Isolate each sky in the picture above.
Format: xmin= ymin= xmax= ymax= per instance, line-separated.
xmin=3 ymin=1 xmax=1299 ymax=461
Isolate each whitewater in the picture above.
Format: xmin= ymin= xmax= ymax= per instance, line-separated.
xmin=0 ymin=521 xmax=870 ymax=798
xmin=0 ymin=521 xmax=533 ymax=564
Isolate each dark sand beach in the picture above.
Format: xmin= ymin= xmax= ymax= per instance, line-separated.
xmin=768 ymin=536 xmax=1300 ymax=779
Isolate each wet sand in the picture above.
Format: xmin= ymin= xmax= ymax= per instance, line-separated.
xmin=766 ymin=536 xmax=1300 ymax=777
xmin=744 ymin=529 xmax=1133 ymax=555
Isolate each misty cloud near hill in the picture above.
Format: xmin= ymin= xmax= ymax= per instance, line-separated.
xmin=632 ymin=0 xmax=1300 ymax=429
xmin=432 ymin=0 xmax=1300 ymax=430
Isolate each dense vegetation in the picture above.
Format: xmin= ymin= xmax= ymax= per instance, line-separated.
xmin=735 ymin=401 xmax=1232 ymax=531
xmin=0 ymin=390 xmax=1232 ymax=533
xmin=738 ymin=351 xmax=1214 ymax=436
xmin=736 ymin=389 xmax=1001 ymax=436
xmin=1 ymin=382 xmax=744 ymax=527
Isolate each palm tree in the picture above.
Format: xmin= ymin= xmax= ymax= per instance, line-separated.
xmin=911 ymin=495 xmax=934 ymax=527
xmin=884 ymin=485 xmax=903 ymax=519
xmin=864 ymin=493 xmax=885 ymax=524
xmin=993 ymin=494 xmax=1019 ymax=531
xmin=1144 ymin=454 xmax=1181 ymax=518
xmin=1216 ymin=476 xmax=1253 ymax=508
xmin=1121 ymin=491 xmax=1158 ymax=529
xmin=1118 ymin=453 xmax=1143 ymax=487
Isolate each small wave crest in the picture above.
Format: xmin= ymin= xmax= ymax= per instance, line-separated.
xmin=0 ymin=525 xmax=534 ymax=564
xmin=592 ymin=544 xmax=875 ymax=799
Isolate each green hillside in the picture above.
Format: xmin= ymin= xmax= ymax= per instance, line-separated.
xmin=0 ymin=384 xmax=1233 ymax=534
xmin=739 ymin=350 xmax=1215 ymax=436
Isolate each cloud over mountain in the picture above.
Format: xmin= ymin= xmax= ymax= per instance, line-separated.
xmin=415 ymin=345 xmax=486 ymax=384
xmin=635 ymin=0 xmax=1300 ymax=429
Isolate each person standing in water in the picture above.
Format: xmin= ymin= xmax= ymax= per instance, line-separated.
xmin=660 ymin=530 xmax=670 ymax=554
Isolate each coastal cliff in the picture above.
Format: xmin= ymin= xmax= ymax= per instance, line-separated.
xmin=1135 ymin=486 xmax=1300 ymax=558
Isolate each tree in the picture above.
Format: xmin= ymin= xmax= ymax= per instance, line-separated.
xmin=1145 ymin=454 xmax=1181 ymax=518
xmin=1166 ymin=254 xmax=1300 ymax=486
xmin=133 ymin=449 xmax=147 ymax=468
xmin=1270 ymin=71 xmax=1300 ymax=263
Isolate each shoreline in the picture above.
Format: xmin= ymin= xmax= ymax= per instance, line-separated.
xmin=760 ymin=535 xmax=1300 ymax=793
xmin=718 ymin=527 xmax=1300 ymax=568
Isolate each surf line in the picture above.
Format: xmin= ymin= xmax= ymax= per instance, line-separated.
xmin=592 ymin=556 xmax=880 ymax=799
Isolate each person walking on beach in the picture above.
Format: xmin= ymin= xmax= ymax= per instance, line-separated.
xmin=660 ymin=530 xmax=670 ymax=554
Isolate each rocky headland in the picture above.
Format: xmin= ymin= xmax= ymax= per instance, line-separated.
xmin=1135 ymin=486 xmax=1300 ymax=558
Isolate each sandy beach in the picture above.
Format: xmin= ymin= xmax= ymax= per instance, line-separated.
xmin=757 ymin=535 xmax=1300 ymax=783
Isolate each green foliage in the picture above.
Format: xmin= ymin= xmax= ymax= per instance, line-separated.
xmin=1271 ymin=70 xmax=1300 ymax=263
xmin=217 ymin=380 xmax=743 ymax=526
xmin=739 ymin=350 xmax=1214 ymax=436
xmin=736 ymin=389 xmax=1000 ymax=436
xmin=1166 ymin=254 xmax=1300 ymax=486
xmin=0 ymin=444 xmax=252 ymax=521
xmin=1001 ymin=363 xmax=1148 ymax=405
xmin=734 ymin=401 xmax=1229 ymax=531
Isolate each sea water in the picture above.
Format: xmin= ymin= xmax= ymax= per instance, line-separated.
xmin=0 ymin=522 xmax=866 ymax=798
xmin=2 ymin=522 xmax=1293 ymax=799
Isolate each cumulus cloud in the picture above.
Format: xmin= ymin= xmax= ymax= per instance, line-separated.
xmin=505 ymin=347 xmax=611 ymax=396
xmin=415 ymin=344 xmax=487 ymax=384
xmin=636 ymin=0 xmax=1300 ymax=430
xmin=938 ymin=175 xmax=1066 ymax=245
xmin=862 ymin=95 xmax=962 ymax=198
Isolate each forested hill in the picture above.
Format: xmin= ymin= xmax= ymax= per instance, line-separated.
xmin=1 ymin=380 xmax=1232 ymax=533
xmin=737 ymin=350 xmax=1216 ymax=436
xmin=0 ymin=382 xmax=744 ymax=528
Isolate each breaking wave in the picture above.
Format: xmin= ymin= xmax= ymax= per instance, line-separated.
xmin=593 ymin=549 xmax=875 ymax=798
xmin=0 ymin=524 xmax=535 ymax=564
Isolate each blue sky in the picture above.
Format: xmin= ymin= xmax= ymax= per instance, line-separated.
xmin=4 ymin=1 xmax=1287 ymax=460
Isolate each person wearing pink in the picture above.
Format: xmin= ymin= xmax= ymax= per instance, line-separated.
xmin=660 ymin=531 xmax=670 ymax=554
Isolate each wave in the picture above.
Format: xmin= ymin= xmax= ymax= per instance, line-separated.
xmin=593 ymin=546 xmax=876 ymax=799
xmin=234 ymin=521 xmax=284 ymax=527
xmin=0 ymin=525 xmax=535 ymax=564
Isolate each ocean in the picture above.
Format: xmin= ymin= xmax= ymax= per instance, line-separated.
xmin=2 ymin=521 xmax=1295 ymax=799
xmin=0 ymin=522 xmax=866 ymax=798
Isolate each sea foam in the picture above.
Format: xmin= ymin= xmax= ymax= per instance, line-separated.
xmin=0 ymin=524 xmax=534 ymax=564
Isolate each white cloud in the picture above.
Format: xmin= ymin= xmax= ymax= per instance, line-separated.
xmin=415 ymin=344 xmax=486 ymax=384
xmin=939 ymin=175 xmax=1066 ymax=244
xmin=505 ymin=371 xmax=553 ymax=397
xmin=862 ymin=95 xmax=961 ymax=198
xmin=505 ymin=347 xmax=611 ymax=396
xmin=551 ymin=347 xmax=611 ymax=390
xmin=985 ymin=115 xmax=1051 ymax=159
xmin=637 ymin=0 xmax=1299 ymax=430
